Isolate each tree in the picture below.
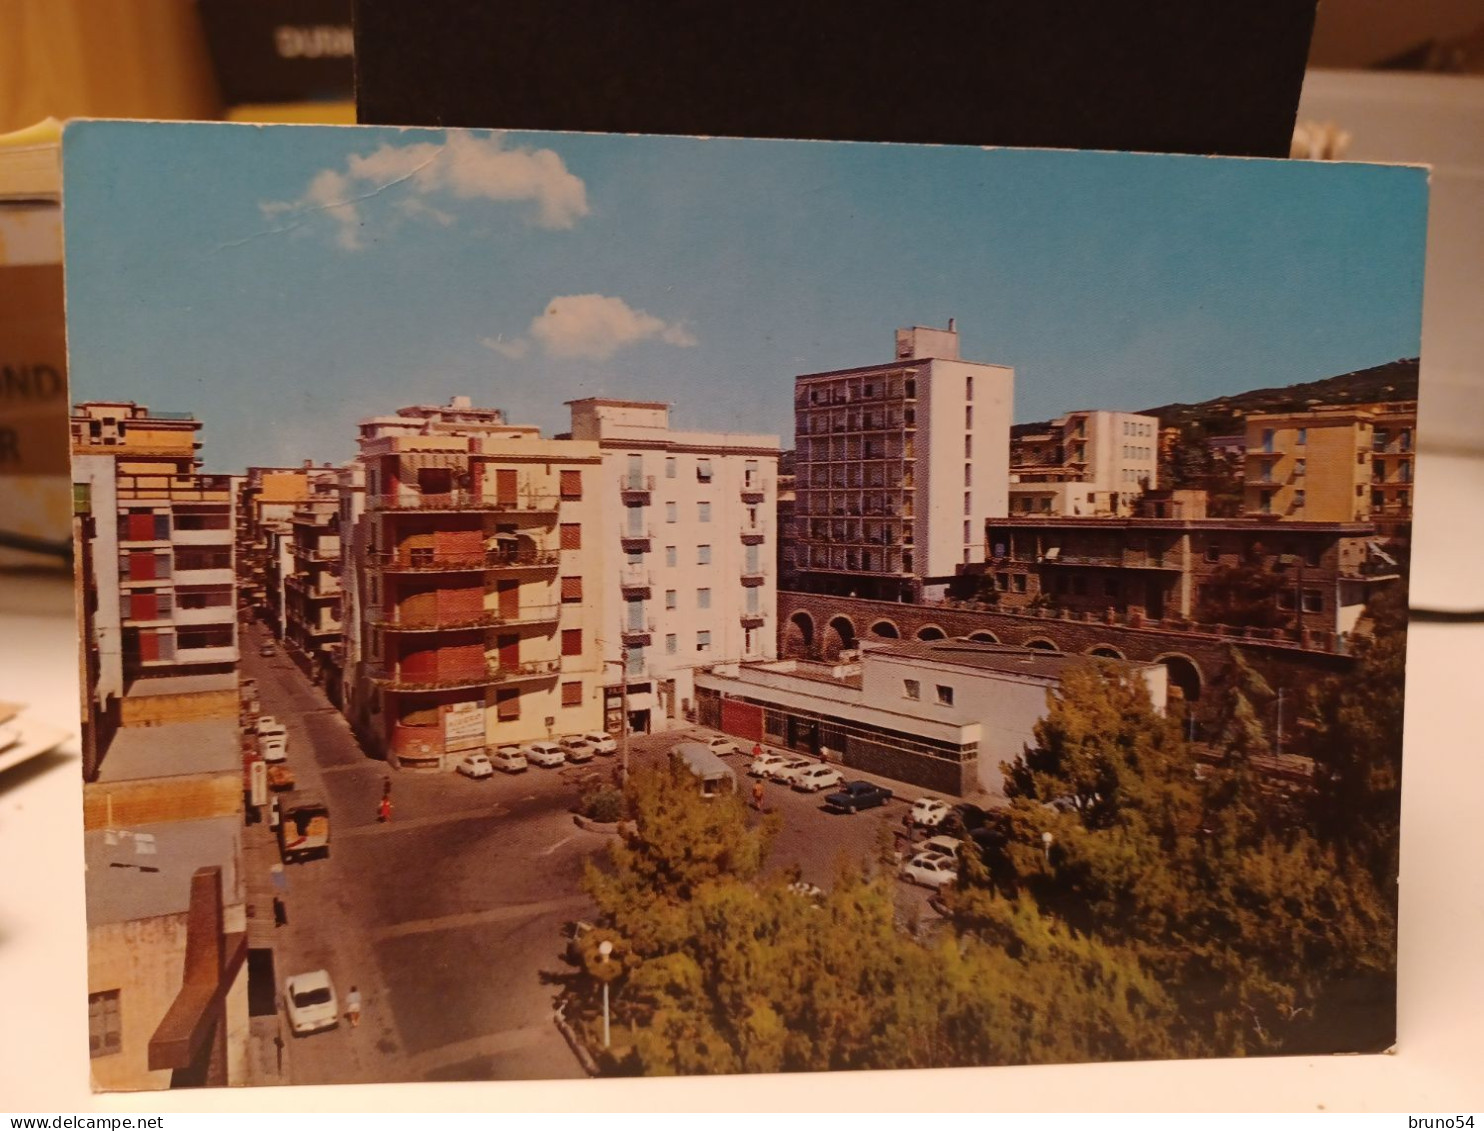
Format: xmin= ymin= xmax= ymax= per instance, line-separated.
xmin=1195 ymin=565 xmax=1292 ymax=629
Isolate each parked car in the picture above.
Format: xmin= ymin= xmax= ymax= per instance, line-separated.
xmin=524 ymin=741 xmax=566 ymax=769
xmin=824 ymin=780 xmax=894 ymax=813
xmin=747 ymin=752 xmax=789 ymax=778
xmin=695 ymin=734 xmax=742 ymax=758
xmin=267 ymin=763 xmax=295 ymax=791
xmin=491 ymin=745 xmax=529 ymax=773
xmin=791 ymin=765 xmax=845 ymax=793
xmin=255 ymin=715 xmax=285 ymax=738
xmin=920 ymin=834 xmax=964 ymax=859
xmin=911 ymin=798 xmax=952 ymax=828
xmin=787 ymin=880 xmax=825 ymax=901
xmin=559 ymin=736 xmax=597 ymax=763
xmin=900 ymin=850 xmax=959 ymax=889
xmin=258 ymin=734 xmax=288 ymax=764
xmin=284 ymin=969 xmax=338 ymax=1035
xmin=259 ymin=642 xmax=276 ymax=658
xmin=580 ymin=731 xmax=618 ymax=756
xmin=769 ymin=756 xmax=815 ymax=785
xmin=457 ymin=752 xmax=494 ymax=779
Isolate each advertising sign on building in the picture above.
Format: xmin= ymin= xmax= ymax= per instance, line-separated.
xmin=444 ymin=700 xmax=484 ymax=752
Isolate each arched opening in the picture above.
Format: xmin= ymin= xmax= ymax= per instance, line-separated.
xmin=1087 ymin=645 xmax=1125 ymax=660
xmin=824 ymin=615 xmax=857 ymax=658
xmin=869 ymin=619 xmax=900 ymax=639
xmin=784 ymin=611 xmax=814 ymax=659
xmin=1155 ymin=653 xmax=1203 ymax=702
xmin=1024 ymin=637 xmax=1058 ymax=651
xmin=967 ymin=631 xmax=999 ymax=644
xmin=915 ymin=625 xmax=947 ymax=641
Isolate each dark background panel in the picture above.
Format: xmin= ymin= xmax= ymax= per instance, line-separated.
xmin=352 ymin=0 xmax=1317 ymax=158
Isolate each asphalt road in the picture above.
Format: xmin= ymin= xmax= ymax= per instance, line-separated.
xmin=245 ymin=626 xmax=941 ymax=1084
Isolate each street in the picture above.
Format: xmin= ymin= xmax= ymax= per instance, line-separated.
xmin=243 ymin=623 xmax=940 ymax=1084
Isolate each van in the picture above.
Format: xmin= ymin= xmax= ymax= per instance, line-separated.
xmin=278 ymin=797 xmax=330 ymax=864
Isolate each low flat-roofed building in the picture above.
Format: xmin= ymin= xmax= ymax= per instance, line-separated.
xmin=696 ymin=638 xmax=1166 ymax=798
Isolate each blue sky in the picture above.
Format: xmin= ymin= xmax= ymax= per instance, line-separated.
xmin=62 ymin=121 xmax=1427 ymax=473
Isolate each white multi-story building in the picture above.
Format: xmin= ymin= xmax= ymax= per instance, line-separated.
xmin=1009 ymin=409 xmax=1160 ymax=516
xmin=792 ymin=322 xmax=1014 ymax=603
xmin=567 ymin=398 xmax=781 ymax=733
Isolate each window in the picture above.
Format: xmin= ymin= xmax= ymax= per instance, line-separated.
xmin=965 ymin=405 xmax=973 ymax=430
xmin=1302 ymin=589 xmax=1323 ymax=613
xmin=1399 ymin=460 xmax=1412 ymax=482
xmin=665 ymin=589 xmax=677 ymax=610
xmin=89 ymin=990 xmax=121 ymax=1059
xmin=496 ymin=688 xmax=520 ymax=720
xmin=697 ymin=630 xmax=712 ymax=653
xmin=1013 ymin=574 xmax=1027 ymax=593
xmin=560 ymin=575 xmax=583 ymax=603
xmin=697 ymin=588 xmax=711 ymax=609
xmin=936 ymin=684 xmax=954 ymax=706
xmin=1373 ymin=458 xmax=1386 ymax=482
xmin=174 ymin=547 xmax=230 ymax=571
xmin=1305 ymin=544 xmax=1322 ymax=568
xmin=1261 ymin=428 xmax=1275 ymax=454
xmin=1372 ymin=490 xmax=1385 ymax=509
xmin=1294 ymin=489 xmax=1306 ymax=509
xmin=696 ymin=459 xmax=713 ymax=482
xmin=666 ymin=633 xmax=677 ymax=654
xmin=697 ymin=545 xmax=711 ymax=565
xmin=746 ymin=586 xmax=760 ymax=613
xmin=963 ymin=519 xmax=972 ymax=544
xmin=665 ymin=456 xmax=677 ymax=478
xmin=1294 ymin=458 xmax=1306 ymax=477
xmin=1104 ymin=578 xmax=1118 ymax=598
xmin=1373 ymin=429 xmax=1389 ymax=452
xmin=1400 ymin=428 xmax=1412 ymax=452
xmin=964 ymin=435 xmax=972 ymax=458
xmin=562 ymin=628 xmax=583 ymax=656
xmin=1398 ymin=490 xmax=1410 ymax=509
xmin=698 ymin=501 xmax=711 ymax=523
xmin=965 ymin=375 xmax=973 ymax=401
xmin=903 ymin=679 xmax=920 ymax=700
xmin=665 ymin=501 xmax=677 ymax=524
xmin=964 ymin=464 xmax=972 ymax=488
xmin=559 ymin=523 xmax=582 ymax=550
xmin=626 ymin=647 xmax=645 ymax=677
xmin=562 ymin=681 xmax=584 ymax=707
xmin=1205 ymin=543 xmax=1220 ymax=563
xmin=1297 ymin=427 xmax=1307 ymax=446
xmin=559 ymin=469 xmax=582 ymax=499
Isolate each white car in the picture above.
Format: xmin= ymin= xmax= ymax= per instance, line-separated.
xmin=900 ymin=851 xmax=959 ymax=889
xmin=911 ymin=798 xmax=952 ymax=829
xmin=491 ymin=745 xmax=528 ymax=773
xmin=256 ymin=716 xmax=286 ymax=741
xmin=524 ymin=741 xmax=567 ymax=769
xmin=791 ymin=765 xmax=845 ymax=793
xmin=696 ymin=734 xmax=742 ymax=758
xmin=559 ymin=736 xmax=596 ymax=763
xmin=284 ymin=969 xmax=338 ymax=1035
xmin=770 ymin=757 xmax=816 ymax=786
xmin=919 ymin=835 xmax=963 ymax=860
xmin=457 ymin=752 xmax=494 ymax=779
xmin=748 ymin=752 xmax=789 ymax=779
xmin=580 ymin=731 xmax=618 ymax=756
xmin=258 ymin=734 xmax=288 ymax=764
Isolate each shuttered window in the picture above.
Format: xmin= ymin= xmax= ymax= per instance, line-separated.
xmin=562 ymin=681 xmax=583 ymax=707
xmin=560 ymin=470 xmax=582 ymax=499
xmin=496 ymin=689 xmax=520 ymax=720
xmin=562 ymin=628 xmax=583 ymax=656
xmin=560 ymin=523 xmax=582 ymax=550
xmin=560 ymin=575 xmax=583 ymax=603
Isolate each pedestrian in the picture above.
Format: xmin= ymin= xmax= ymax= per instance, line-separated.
xmin=377 ymin=796 xmax=392 ymax=823
xmin=382 ymin=776 xmax=391 ymax=799
xmin=751 ymin=741 xmax=763 ymax=760
xmin=346 ymin=985 xmax=361 ymax=1028
xmin=902 ymin=812 xmax=915 ymax=845
xmin=751 ymin=779 xmax=765 ymax=812
xmin=272 ymin=894 xmax=288 ymax=927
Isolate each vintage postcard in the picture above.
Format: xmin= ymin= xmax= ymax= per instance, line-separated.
xmin=62 ymin=121 xmax=1425 ymax=1089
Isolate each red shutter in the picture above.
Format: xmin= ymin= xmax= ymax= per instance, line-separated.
xmin=129 ymin=550 xmax=156 ymax=580
xmin=495 ymin=469 xmax=518 ymax=505
xmin=560 ymin=575 xmax=583 ymax=602
xmin=560 ymin=469 xmax=582 ymax=499
xmin=496 ymin=688 xmax=520 ymax=720
xmin=561 ymin=628 xmax=582 ymax=656
xmin=130 ymin=592 xmax=157 ymax=621
xmin=127 ymin=512 xmax=157 ymax=541
xmin=560 ymin=523 xmax=581 ymax=550
xmin=562 ymin=680 xmax=583 ymax=707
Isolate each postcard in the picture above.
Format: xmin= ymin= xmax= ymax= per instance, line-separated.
xmin=61 ymin=120 xmax=1425 ymax=1090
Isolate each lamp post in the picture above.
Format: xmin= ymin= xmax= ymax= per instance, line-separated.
xmin=597 ymin=939 xmax=614 ymax=1048
xmin=1041 ymin=830 xmax=1054 ymax=867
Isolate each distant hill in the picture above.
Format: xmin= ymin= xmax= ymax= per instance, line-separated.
xmin=1139 ymin=358 xmax=1419 ymax=436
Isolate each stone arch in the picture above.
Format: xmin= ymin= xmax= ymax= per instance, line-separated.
xmin=869 ymin=619 xmax=900 ymax=639
xmin=784 ymin=610 xmax=814 ymax=659
xmin=915 ymin=624 xmax=947 ymax=641
xmin=1154 ymin=652 xmax=1204 ymax=702
xmin=824 ymin=614 xmax=858 ymax=658
xmin=1023 ymin=636 xmax=1059 ymax=651
xmin=966 ymin=631 xmax=999 ymax=644
xmin=1087 ymin=644 xmax=1126 ymax=660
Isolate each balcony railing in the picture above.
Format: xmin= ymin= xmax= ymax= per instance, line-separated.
xmin=370 ymin=657 xmax=561 ymax=691
xmin=618 ymin=473 xmax=655 ymax=497
xmin=740 ymin=568 xmax=767 ymax=586
xmin=373 ymin=491 xmax=560 ymax=514
xmin=620 ymin=621 xmax=655 ymax=642
xmin=740 ymin=523 xmax=766 ymax=543
xmin=619 ymin=567 xmax=652 ymax=592
xmin=740 ymin=610 xmax=767 ymax=627
xmin=740 ymin=477 xmax=767 ymax=500
xmin=619 ymin=526 xmax=654 ymax=548
xmin=371 ymin=549 xmax=560 ymax=573
xmin=369 ymin=605 xmax=560 ymax=632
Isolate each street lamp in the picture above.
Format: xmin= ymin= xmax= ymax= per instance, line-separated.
xmin=597 ymin=939 xmax=614 ymax=1049
xmin=1041 ymin=830 xmax=1054 ymax=867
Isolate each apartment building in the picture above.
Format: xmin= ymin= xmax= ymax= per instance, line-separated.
xmin=1009 ymin=410 xmax=1160 ymax=516
xmin=236 ymin=463 xmax=328 ymax=616
xmin=284 ymin=482 xmax=343 ymax=689
xmin=1243 ymin=401 xmax=1416 ymax=540
xmin=792 ymin=322 xmax=1014 ymax=603
xmin=340 ymin=397 xmax=605 ymax=771
xmin=567 ymin=398 xmax=781 ymax=732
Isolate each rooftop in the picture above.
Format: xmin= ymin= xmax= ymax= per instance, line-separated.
xmin=96 ymin=716 xmax=240 ymax=783
xmin=84 ymin=814 xmax=242 ymax=926
xmin=866 ymin=639 xmax=1148 ymax=682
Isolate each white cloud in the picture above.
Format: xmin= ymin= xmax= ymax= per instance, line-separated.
xmin=259 ymin=131 xmax=589 ymax=249
xmin=525 ymin=294 xmax=697 ymax=362
xmin=480 ymin=335 xmax=530 ymax=360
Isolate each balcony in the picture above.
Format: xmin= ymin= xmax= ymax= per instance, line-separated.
xmin=740 ymin=476 xmax=767 ymax=502
xmin=620 ymin=621 xmax=655 ymax=644
xmin=740 ymin=522 xmax=766 ymax=544
xmin=370 ymin=605 xmax=560 ymax=633
xmin=740 ymin=568 xmax=767 ymax=586
xmin=619 ymin=526 xmax=654 ymax=550
xmin=740 ymin=610 xmax=767 ymax=628
xmin=373 ymin=491 xmax=560 ymax=515
xmin=370 ymin=657 xmax=561 ymax=692
xmin=618 ymin=473 xmax=655 ymax=501
xmin=619 ymin=566 xmax=652 ymax=594
xmin=372 ymin=549 xmax=560 ymax=573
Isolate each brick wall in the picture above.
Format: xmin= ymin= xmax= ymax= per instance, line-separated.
xmin=82 ymin=773 xmax=241 ymax=830
xmin=120 ymin=689 xmax=237 ymax=727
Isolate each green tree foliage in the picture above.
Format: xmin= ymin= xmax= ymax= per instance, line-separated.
xmin=1195 ymin=564 xmax=1292 ymax=629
